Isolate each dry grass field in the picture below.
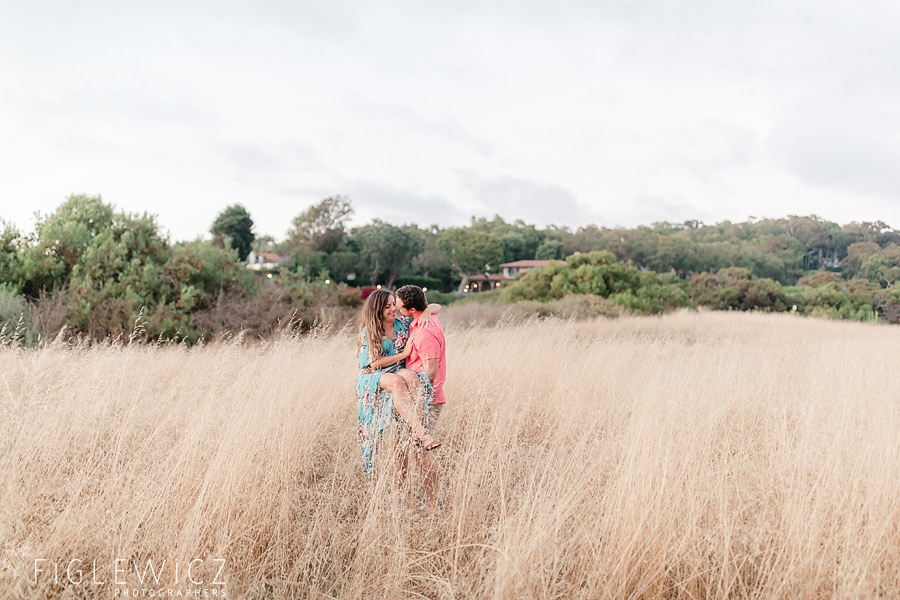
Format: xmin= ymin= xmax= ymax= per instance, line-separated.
xmin=1 ymin=309 xmax=899 ymax=599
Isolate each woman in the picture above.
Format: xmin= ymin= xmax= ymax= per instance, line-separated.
xmin=356 ymin=289 xmax=441 ymax=475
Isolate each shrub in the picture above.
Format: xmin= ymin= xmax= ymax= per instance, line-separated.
xmin=500 ymin=251 xmax=689 ymax=314
xmin=784 ymin=279 xmax=880 ymax=324
xmin=423 ymin=289 xmax=460 ymax=307
xmin=394 ymin=276 xmax=443 ymax=292
xmin=192 ymin=274 xmax=363 ymax=342
xmin=797 ymin=271 xmax=836 ymax=288
xmin=689 ymin=268 xmax=787 ymax=312
xmin=0 ymin=284 xmax=39 ymax=346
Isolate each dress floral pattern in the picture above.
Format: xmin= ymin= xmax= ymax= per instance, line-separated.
xmin=356 ymin=316 xmax=433 ymax=474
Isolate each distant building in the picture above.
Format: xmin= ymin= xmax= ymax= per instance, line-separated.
xmin=821 ymin=255 xmax=842 ymax=269
xmin=246 ymin=251 xmax=291 ymax=271
xmin=458 ymin=273 xmax=507 ymax=293
xmin=500 ymin=259 xmax=565 ymax=278
xmin=458 ymin=259 xmax=566 ymax=293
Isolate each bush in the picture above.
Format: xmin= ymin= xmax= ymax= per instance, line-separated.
xmin=797 ymin=271 xmax=836 ymax=288
xmin=453 ymin=290 xmax=505 ymax=306
xmin=784 ymin=279 xmax=880 ymax=324
xmin=499 ymin=251 xmax=690 ymax=314
xmin=0 ymin=221 xmax=26 ymax=293
xmin=548 ymin=294 xmax=624 ymax=319
xmin=611 ymin=273 xmax=693 ymax=314
xmin=192 ymin=274 xmax=363 ymax=341
xmin=689 ymin=268 xmax=787 ymax=312
xmin=0 ymin=284 xmax=38 ymax=346
xmin=423 ymin=289 xmax=460 ymax=307
xmin=441 ymin=295 xmax=623 ymax=330
xmin=395 ymin=275 xmax=443 ymax=292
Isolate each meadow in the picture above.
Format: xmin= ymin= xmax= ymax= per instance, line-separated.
xmin=1 ymin=309 xmax=899 ymax=599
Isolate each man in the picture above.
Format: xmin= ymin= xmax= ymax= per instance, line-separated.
xmin=394 ymin=284 xmax=447 ymax=515
xmin=395 ymin=285 xmax=447 ymax=433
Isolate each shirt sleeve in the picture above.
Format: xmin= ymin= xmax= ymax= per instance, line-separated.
xmin=416 ymin=329 xmax=442 ymax=360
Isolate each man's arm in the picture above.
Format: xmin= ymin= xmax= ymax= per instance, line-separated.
xmin=423 ymin=357 xmax=439 ymax=383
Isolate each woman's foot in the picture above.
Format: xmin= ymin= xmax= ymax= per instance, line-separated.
xmin=414 ymin=432 xmax=441 ymax=451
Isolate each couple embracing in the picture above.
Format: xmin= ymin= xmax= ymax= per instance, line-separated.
xmin=355 ymin=284 xmax=447 ymax=513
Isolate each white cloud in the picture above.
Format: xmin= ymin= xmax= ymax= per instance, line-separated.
xmin=2 ymin=0 xmax=900 ymax=240
xmin=345 ymin=179 xmax=467 ymax=227
xmin=454 ymin=171 xmax=595 ymax=227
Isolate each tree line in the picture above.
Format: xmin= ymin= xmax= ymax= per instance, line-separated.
xmin=3 ymin=194 xmax=900 ymax=345
xmin=261 ymin=198 xmax=900 ymax=292
xmin=501 ymin=251 xmax=900 ymax=323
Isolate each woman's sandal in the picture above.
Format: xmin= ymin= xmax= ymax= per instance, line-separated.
xmin=414 ymin=432 xmax=441 ymax=451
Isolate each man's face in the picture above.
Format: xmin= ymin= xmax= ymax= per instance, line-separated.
xmin=395 ymin=296 xmax=413 ymax=318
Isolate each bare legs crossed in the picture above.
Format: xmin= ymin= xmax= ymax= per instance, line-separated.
xmin=379 ymin=369 xmax=441 ymax=514
xmin=378 ymin=370 xmax=440 ymax=449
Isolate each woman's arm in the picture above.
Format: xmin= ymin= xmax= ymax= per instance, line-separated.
xmin=368 ymin=342 xmax=412 ymax=369
xmin=420 ymin=303 xmax=441 ymax=327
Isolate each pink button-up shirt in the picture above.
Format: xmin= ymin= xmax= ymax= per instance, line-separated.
xmin=406 ymin=315 xmax=447 ymax=404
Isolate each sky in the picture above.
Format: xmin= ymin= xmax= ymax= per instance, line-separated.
xmin=2 ymin=0 xmax=900 ymax=242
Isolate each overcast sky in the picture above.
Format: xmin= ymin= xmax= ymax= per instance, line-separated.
xmin=2 ymin=0 xmax=899 ymax=242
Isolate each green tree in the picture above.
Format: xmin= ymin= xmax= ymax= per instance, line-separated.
xmin=65 ymin=210 xmax=248 ymax=342
xmin=689 ymin=267 xmax=787 ymax=312
xmin=356 ymin=220 xmax=424 ymax=287
xmin=68 ymin=211 xmax=174 ymax=339
xmin=470 ymin=216 xmax=547 ymax=262
xmin=22 ymin=194 xmax=115 ymax=297
xmin=0 ymin=220 xmax=26 ymax=292
xmin=859 ymin=243 xmax=900 ymax=288
xmin=843 ymin=221 xmax=894 ymax=244
xmin=14 ymin=194 xmax=251 ymax=343
xmin=844 ymin=242 xmax=882 ymax=279
xmin=497 ymin=231 xmax=527 ymax=263
xmin=251 ymin=234 xmax=281 ymax=254
xmin=287 ymin=196 xmax=354 ymax=253
xmin=210 ymin=204 xmax=255 ymax=261
xmin=407 ymin=225 xmax=453 ymax=290
xmin=535 ymin=239 xmax=564 ymax=260
xmin=438 ymin=228 xmax=504 ymax=277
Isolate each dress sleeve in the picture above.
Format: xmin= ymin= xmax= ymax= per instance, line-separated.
xmin=358 ymin=331 xmax=371 ymax=369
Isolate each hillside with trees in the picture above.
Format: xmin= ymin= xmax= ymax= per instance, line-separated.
xmin=3 ymin=194 xmax=900 ymax=345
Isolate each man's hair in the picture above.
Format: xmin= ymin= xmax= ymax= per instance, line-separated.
xmin=396 ymin=285 xmax=428 ymax=312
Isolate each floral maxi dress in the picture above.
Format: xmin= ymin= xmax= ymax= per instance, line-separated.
xmin=356 ymin=316 xmax=434 ymax=474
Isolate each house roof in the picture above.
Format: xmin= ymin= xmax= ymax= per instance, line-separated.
xmin=258 ymin=252 xmax=283 ymax=261
xmin=462 ymin=274 xmax=507 ymax=282
xmin=500 ymin=259 xmax=565 ymax=268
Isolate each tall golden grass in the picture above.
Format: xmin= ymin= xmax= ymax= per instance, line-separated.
xmin=1 ymin=310 xmax=899 ymax=599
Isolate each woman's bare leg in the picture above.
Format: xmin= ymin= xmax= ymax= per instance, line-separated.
xmin=397 ymin=369 xmax=424 ymax=418
xmin=395 ymin=370 xmax=440 ymax=513
xmin=396 ymin=369 xmax=441 ymax=449
xmin=415 ymin=449 xmax=439 ymax=514
xmin=393 ymin=439 xmax=410 ymax=489
xmin=379 ymin=373 xmax=427 ymax=438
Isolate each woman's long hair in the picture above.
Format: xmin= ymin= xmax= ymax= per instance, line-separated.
xmin=360 ymin=289 xmax=392 ymax=362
